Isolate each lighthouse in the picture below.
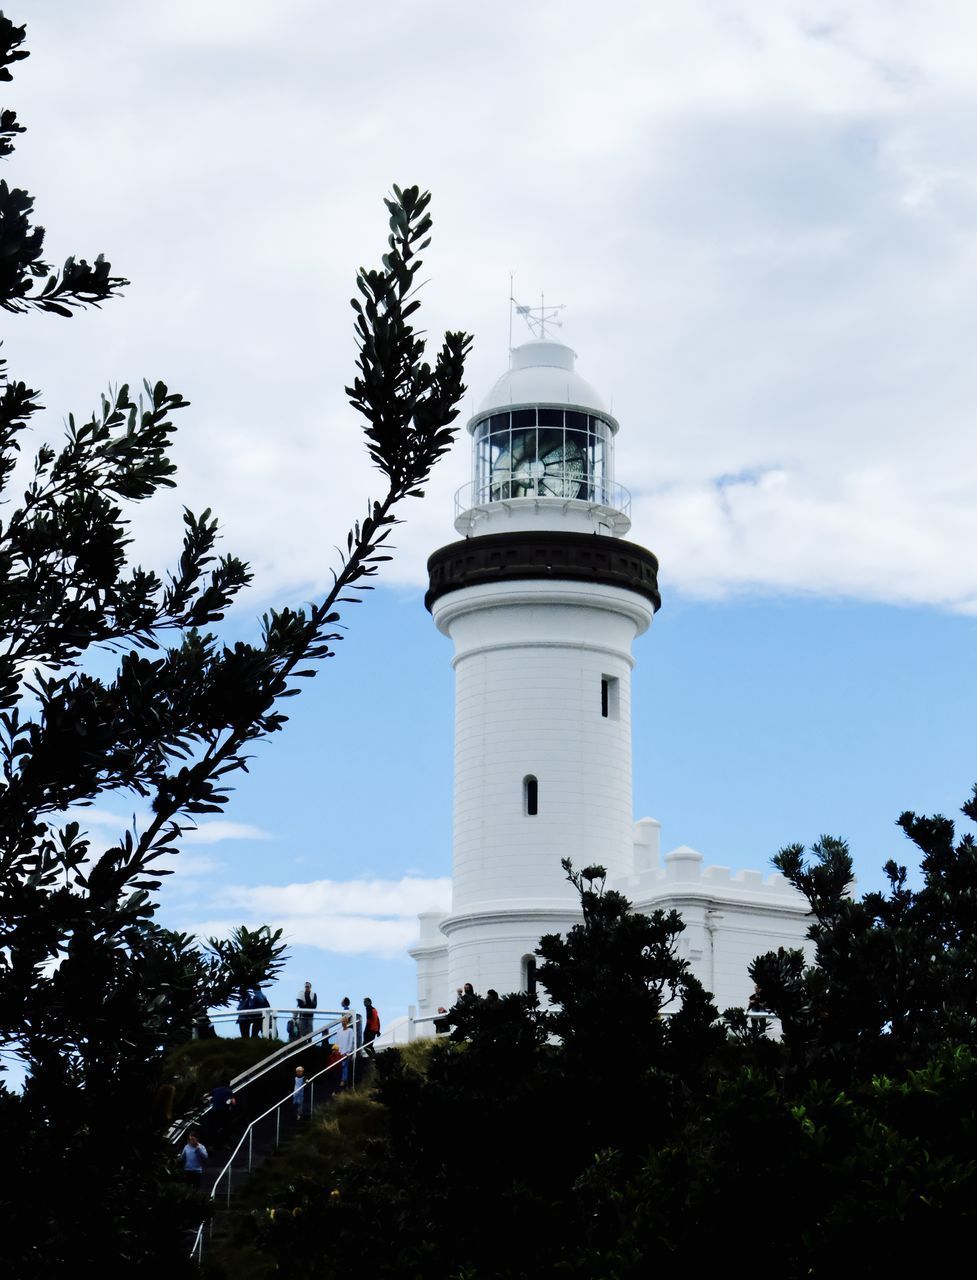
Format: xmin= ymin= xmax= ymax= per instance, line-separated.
xmin=411 ymin=333 xmax=661 ymax=1007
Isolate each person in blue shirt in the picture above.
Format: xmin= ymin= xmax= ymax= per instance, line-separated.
xmin=202 ymin=1082 xmax=236 ymax=1146
xmin=181 ymin=1132 xmax=208 ymax=1188
xmin=251 ymin=986 xmax=272 ymax=1037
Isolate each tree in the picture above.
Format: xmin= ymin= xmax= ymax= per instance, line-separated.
xmin=0 ymin=13 xmax=470 ymax=1273
xmin=247 ymin=860 xmax=724 ymax=1278
xmin=539 ymin=860 xmax=723 ymax=1067
xmin=244 ymin=793 xmax=977 ymax=1280
xmin=751 ymin=786 xmax=977 ymax=1082
xmin=597 ymin=788 xmax=977 ymax=1278
xmin=205 ymin=924 xmax=288 ymax=1007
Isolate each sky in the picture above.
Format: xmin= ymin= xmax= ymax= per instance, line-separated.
xmin=6 ymin=1 xmax=977 ymax=1030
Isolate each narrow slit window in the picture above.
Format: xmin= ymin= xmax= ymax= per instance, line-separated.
xmin=522 ymin=955 xmax=537 ymax=998
xmin=524 ymin=775 xmax=538 ymax=816
xmin=601 ymin=675 xmax=620 ymax=720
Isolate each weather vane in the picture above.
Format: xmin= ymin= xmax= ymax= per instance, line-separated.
xmin=509 ymin=277 xmax=566 ymax=345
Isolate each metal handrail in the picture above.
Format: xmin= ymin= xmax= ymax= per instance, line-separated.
xmin=187 ymin=1003 xmax=783 ymax=1259
xmin=226 ymin=1014 xmax=347 ymax=1092
xmin=455 ymin=477 xmax=631 ymax=517
xmin=170 ymin=1011 xmax=355 ymax=1148
xmin=189 ymin=1037 xmax=374 ymax=1263
xmin=197 ymin=1005 xmax=354 ymax=1041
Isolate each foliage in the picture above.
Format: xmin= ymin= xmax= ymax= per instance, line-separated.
xmin=164 ymin=1034 xmax=281 ymax=1118
xmin=562 ymin=1041 xmax=977 ymax=1279
xmin=205 ymin=925 xmax=288 ymax=1001
xmin=248 ymin=860 xmax=722 ymax=1278
xmin=246 ymin=792 xmax=977 ymax=1279
xmin=0 ymin=13 xmax=470 ymax=1274
xmin=751 ymin=786 xmax=977 ymax=1083
xmin=0 ymin=17 xmax=126 ymax=316
xmin=540 ymin=859 xmax=724 ymax=1080
xmin=204 ymin=1089 xmax=389 ymax=1280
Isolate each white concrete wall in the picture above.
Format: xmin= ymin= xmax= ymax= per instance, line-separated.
xmin=409 ymin=910 xmax=450 ymax=1017
xmin=434 ymin=579 xmax=654 ymax=917
xmin=412 ymin=843 xmax=813 ymax=1019
xmin=442 ymin=908 xmax=579 ymax=1002
xmin=626 ymin=843 xmax=813 ymax=1013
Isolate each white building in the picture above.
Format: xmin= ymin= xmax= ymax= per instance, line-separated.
xmin=410 ymin=337 xmax=810 ymax=1018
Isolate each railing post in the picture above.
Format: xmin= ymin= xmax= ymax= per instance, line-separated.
xmin=408 ymin=1004 xmax=416 ymax=1042
xmin=248 ymin=1128 xmax=253 ymax=1172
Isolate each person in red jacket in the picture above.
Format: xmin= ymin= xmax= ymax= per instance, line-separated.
xmin=363 ymin=997 xmax=380 ymax=1056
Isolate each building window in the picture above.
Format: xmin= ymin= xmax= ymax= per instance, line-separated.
xmin=522 ymin=955 xmax=537 ymax=998
xmin=601 ymin=675 xmax=619 ymax=720
xmin=524 ymin=775 xmax=538 ymax=816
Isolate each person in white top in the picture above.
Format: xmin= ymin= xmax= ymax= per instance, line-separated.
xmin=336 ymin=1016 xmax=355 ymax=1088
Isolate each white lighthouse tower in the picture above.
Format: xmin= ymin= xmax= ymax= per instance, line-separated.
xmin=411 ymin=332 xmax=662 ymax=1008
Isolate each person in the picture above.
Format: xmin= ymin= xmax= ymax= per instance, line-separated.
xmin=323 ymin=1042 xmax=343 ymax=1099
xmin=340 ymin=995 xmax=357 ymax=1044
xmin=485 ymin=988 xmax=500 ymax=1003
xmin=202 ymin=1081 xmax=236 ymax=1146
xmin=363 ymin=997 xmax=380 ymax=1057
xmin=193 ymin=1011 xmax=217 ymax=1040
xmin=251 ymin=986 xmax=272 ymax=1037
xmin=336 ymin=1016 xmax=355 ymax=1088
xmin=286 ymin=1016 xmax=301 ymax=1041
xmin=748 ymin=983 xmax=770 ymax=1015
xmin=236 ymin=988 xmax=256 ymax=1038
xmin=180 ymin=1132 xmax=208 ymax=1189
xmin=292 ymin=1065 xmax=305 ymax=1119
xmin=296 ymin=980 xmax=317 ymax=1037
xmin=210 ymin=1081 xmax=235 ymax=1114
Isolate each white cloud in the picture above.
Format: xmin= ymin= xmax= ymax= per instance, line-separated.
xmin=215 ymin=877 xmax=452 ymax=919
xmin=61 ymin=808 xmax=273 ymax=847
xmin=182 ymin=822 xmax=275 ymax=846
xmin=12 ymin=1 xmax=977 ymax=614
xmin=61 ymin=807 xmax=138 ymax=833
xmin=164 ymin=851 xmax=223 ymax=881
xmin=182 ymin=876 xmax=453 ymax=958
xmin=189 ymin=914 xmax=427 ymax=959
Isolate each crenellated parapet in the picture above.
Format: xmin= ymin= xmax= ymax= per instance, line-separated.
xmin=617 ymin=820 xmax=813 ymax=1012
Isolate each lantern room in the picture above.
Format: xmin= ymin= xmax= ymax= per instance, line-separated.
xmin=454 ymin=339 xmax=631 ymax=537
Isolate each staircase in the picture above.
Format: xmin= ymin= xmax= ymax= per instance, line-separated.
xmin=183 ymin=1026 xmax=373 ymax=1263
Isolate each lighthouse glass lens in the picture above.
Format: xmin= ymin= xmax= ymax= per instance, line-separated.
xmin=475 ymin=409 xmax=612 ymax=504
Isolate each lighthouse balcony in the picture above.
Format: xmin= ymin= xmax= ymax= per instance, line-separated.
xmin=457 ymin=474 xmax=630 ymax=514
xmin=454 ymin=478 xmax=632 ymax=538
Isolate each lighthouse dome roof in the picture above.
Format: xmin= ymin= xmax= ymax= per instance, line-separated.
xmin=475 ymin=339 xmax=610 ymax=419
